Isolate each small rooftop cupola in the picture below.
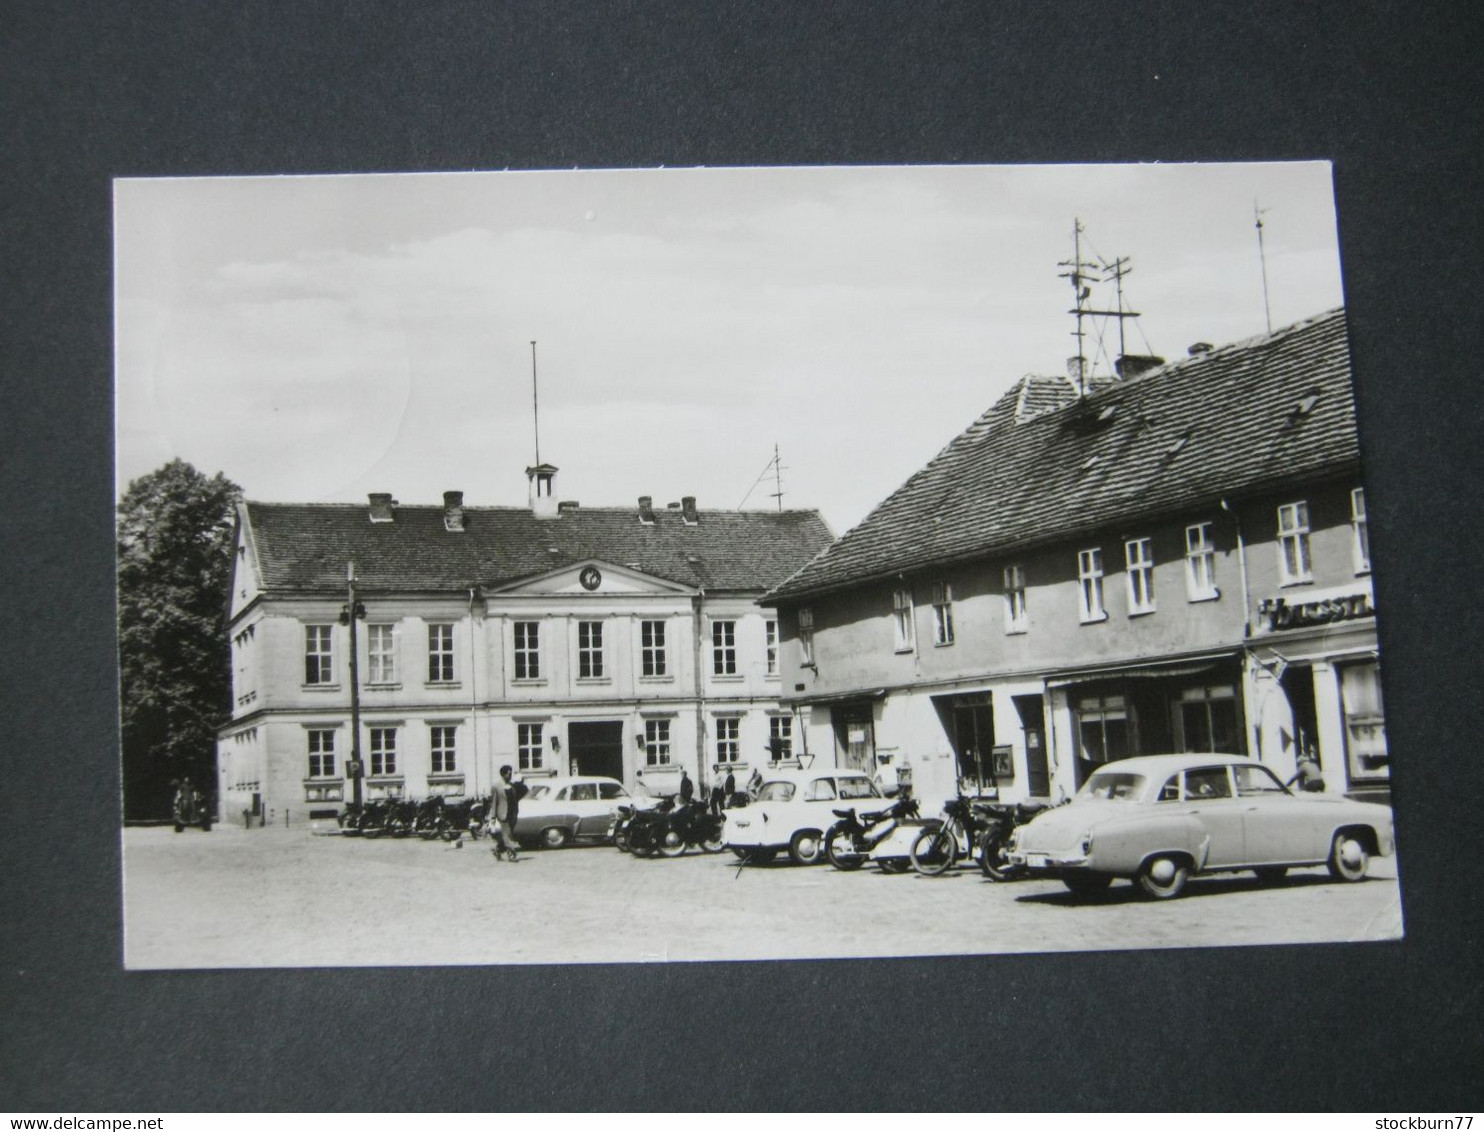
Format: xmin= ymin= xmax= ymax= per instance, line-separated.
xmin=681 ymin=495 xmax=699 ymax=526
xmin=638 ymin=496 xmax=656 ymax=525
xmin=368 ymin=493 xmax=396 ymax=523
xmin=526 ymin=463 xmax=559 ymax=520
xmin=443 ymin=491 xmax=465 ymax=532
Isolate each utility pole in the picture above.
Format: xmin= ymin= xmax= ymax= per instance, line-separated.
xmin=1255 ymin=201 xmax=1273 ymax=335
xmin=341 ymin=562 xmax=367 ymax=806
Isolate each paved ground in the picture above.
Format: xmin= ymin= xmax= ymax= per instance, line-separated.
xmin=121 ymin=824 xmax=1404 ymax=968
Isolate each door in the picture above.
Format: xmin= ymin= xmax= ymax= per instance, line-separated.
xmin=833 ymin=704 xmax=876 ymax=774
xmin=951 ymin=702 xmax=996 ymax=788
xmin=567 ymin=721 xmax=625 ymax=782
xmin=1014 ymin=695 xmax=1051 ymax=797
xmin=1181 ymin=765 xmax=1246 ymax=867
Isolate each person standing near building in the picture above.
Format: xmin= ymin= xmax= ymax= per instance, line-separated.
xmin=489 ymin=764 xmax=527 ymax=861
xmin=679 ymin=768 xmax=695 ymax=806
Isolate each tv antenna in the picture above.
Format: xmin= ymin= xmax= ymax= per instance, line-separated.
xmin=1254 ymin=201 xmax=1273 ymax=335
xmin=738 ymin=444 xmax=787 ymax=511
xmin=1059 ymin=219 xmax=1141 ymax=392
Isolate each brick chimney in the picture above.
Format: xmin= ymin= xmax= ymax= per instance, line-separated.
xmin=443 ymin=491 xmax=465 ymax=532
xmin=557 ymin=500 xmax=580 ymax=515
xmin=638 ymin=496 xmax=656 ymax=525
xmin=368 ymin=493 xmax=396 ymax=523
xmin=681 ymin=496 xmax=698 ymax=525
xmin=1114 ymin=353 xmax=1166 ymax=379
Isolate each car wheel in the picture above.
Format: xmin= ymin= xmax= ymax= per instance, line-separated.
xmin=825 ymin=826 xmax=865 ymax=871
xmin=541 ymin=826 xmax=571 ymax=850
xmin=911 ymin=827 xmax=958 ymax=876
xmin=788 ymin=829 xmax=824 ymax=866
xmin=1062 ymin=871 xmax=1114 ymax=896
xmin=978 ymin=832 xmax=1015 ymax=881
xmin=1326 ymin=832 xmax=1370 ymax=882
xmin=615 ymin=829 xmax=632 ymax=853
xmin=657 ymin=829 xmax=687 ymax=858
xmin=1253 ymin=866 xmax=1288 ymax=885
xmin=878 ymin=858 xmax=911 ymax=874
xmin=1136 ymin=855 xmax=1190 ymax=900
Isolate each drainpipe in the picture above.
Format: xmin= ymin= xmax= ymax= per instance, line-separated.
xmin=693 ymin=587 xmax=707 ymax=785
xmin=468 ymin=587 xmax=481 ymax=799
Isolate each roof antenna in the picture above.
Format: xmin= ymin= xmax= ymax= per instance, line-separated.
xmin=530 ymin=340 xmax=541 ymax=464
xmin=1254 ymin=201 xmax=1273 ymax=335
xmin=737 ymin=445 xmax=786 ymax=511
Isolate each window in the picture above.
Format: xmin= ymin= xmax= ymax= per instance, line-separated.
xmin=569 ymin=782 xmax=597 ymax=802
xmin=578 ymin=621 xmax=604 ymax=679
xmin=513 ymin=621 xmax=540 ymax=680
xmin=769 ymin=715 xmax=793 ymax=761
xmin=931 ymin=582 xmax=955 ymax=646
xmin=1351 ymin=488 xmax=1370 ymax=573
xmin=641 ymin=620 xmax=667 ymax=677
xmin=712 ymin=620 xmax=737 ymax=676
xmin=430 ymin=725 xmax=457 ymax=774
xmin=797 ymin=607 xmax=815 ymax=666
xmin=1178 ymin=685 xmax=1239 ymax=753
xmin=367 ymin=624 xmax=396 ymax=684
xmin=304 ymin=625 xmax=334 ymax=685
xmin=715 ymin=717 xmax=740 ymax=764
xmin=517 ymin=722 xmax=544 ymax=772
xmin=1077 ymin=549 xmax=1106 ymax=622
xmin=1277 ymin=501 xmax=1313 ymax=584
xmin=1234 ymin=764 xmax=1287 ymax=796
xmin=428 ymin=623 xmax=455 ymax=683
xmin=1185 ymin=523 xmax=1218 ymax=601
xmin=644 ymin=719 xmax=671 ymax=767
xmin=1004 ymin=565 xmax=1027 ymax=633
xmin=1076 ymin=694 xmax=1129 ymax=762
xmin=1340 ymin=661 xmax=1388 ymax=781
xmin=891 ymin=587 xmax=915 ymax=651
xmin=369 ymin=728 xmax=397 ymax=776
xmin=1125 ymin=538 xmax=1155 ymax=614
xmin=1183 ymin=766 xmax=1233 ymax=800
xmin=765 ymin=619 xmax=779 ymax=675
xmin=306 ymin=729 xmax=336 ymax=778
xmin=804 ymin=778 xmax=837 ymax=802
xmin=598 ymin=782 xmax=626 ymax=801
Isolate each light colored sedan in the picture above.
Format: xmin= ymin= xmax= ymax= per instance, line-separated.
xmin=724 ymin=768 xmax=884 ymax=865
xmin=514 ymin=776 xmax=656 ymax=849
xmin=1007 ymin=753 xmax=1395 ymax=899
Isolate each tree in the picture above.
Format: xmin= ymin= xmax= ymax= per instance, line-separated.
xmin=118 ymin=459 xmax=242 ymax=820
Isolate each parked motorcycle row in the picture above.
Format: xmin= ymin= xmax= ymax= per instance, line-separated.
xmin=338 ymin=794 xmax=490 ymax=841
xmin=612 ymin=797 xmax=727 ymax=857
xmin=821 ymin=794 xmax=1053 ymax=880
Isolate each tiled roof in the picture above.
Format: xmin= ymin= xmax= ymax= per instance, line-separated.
xmin=767 ymin=309 xmax=1358 ymax=602
xmin=244 ymin=502 xmax=834 ymax=594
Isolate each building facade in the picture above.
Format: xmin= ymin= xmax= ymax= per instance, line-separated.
xmin=762 ymin=309 xmax=1388 ymax=808
xmin=218 ymin=467 xmax=833 ymax=826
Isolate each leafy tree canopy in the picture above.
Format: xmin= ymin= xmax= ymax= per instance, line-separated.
xmin=118 ymin=459 xmax=242 ymax=818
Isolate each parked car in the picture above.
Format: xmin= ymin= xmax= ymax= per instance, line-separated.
xmin=1007 ymin=753 xmax=1395 ymax=899
xmin=514 ymin=776 xmax=656 ymax=849
xmin=724 ymin=768 xmax=885 ymax=864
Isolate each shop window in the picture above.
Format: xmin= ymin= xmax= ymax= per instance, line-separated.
xmin=578 ymin=621 xmax=605 ymax=679
xmin=517 ymin=722 xmax=544 ymax=772
xmin=1340 ymin=661 xmax=1389 ymax=781
xmin=931 ymin=582 xmax=955 ymax=646
xmin=1185 ymin=522 xmax=1218 ymax=601
xmin=428 ymin=623 xmax=455 ymax=683
xmin=892 ymin=588 xmax=915 ymax=651
xmin=513 ymin=621 xmax=540 ymax=680
xmin=367 ymin=624 xmax=396 ymax=684
xmin=1125 ymin=538 xmax=1156 ymax=614
xmin=1077 ymin=549 xmax=1107 ymax=623
xmin=306 ymin=729 xmax=336 ymax=778
xmin=1178 ymin=685 xmax=1240 ymax=753
xmin=641 ymin=619 xmax=667 ymax=677
xmin=1076 ymin=694 xmax=1129 ymax=762
xmin=304 ymin=624 xmax=334 ymax=685
xmin=1277 ymin=501 xmax=1313 ymax=585
xmin=1351 ymin=488 xmax=1371 ymax=574
xmin=712 ymin=620 xmax=737 ymax=675
xmin=644 ymin=719 xmax=672 ymax=767
xmin=715 ymin=717 xmax=740 ymax=764
xmin=1004 ymin=566 xmax=1027 ymax=633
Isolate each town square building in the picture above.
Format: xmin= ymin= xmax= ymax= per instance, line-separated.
xmin=762 ymin=308 xmax=1388 ymax=807
xmin=217 ymin=465 xmax=833 ymax=826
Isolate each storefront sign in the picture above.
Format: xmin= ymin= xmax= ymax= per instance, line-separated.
xmin=1259 ymin=590 xmax=1374 ymax=631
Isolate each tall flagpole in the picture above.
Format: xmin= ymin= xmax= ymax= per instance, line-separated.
xmin=530 ymin=340 xmax=540 ymax=464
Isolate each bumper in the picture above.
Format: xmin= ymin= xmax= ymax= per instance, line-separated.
xmin=1008 ymin=849 xmax=1092 ymax=872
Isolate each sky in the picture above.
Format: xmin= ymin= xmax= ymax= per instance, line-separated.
xmin=114 ymin=163 xmax=1345 ymax=536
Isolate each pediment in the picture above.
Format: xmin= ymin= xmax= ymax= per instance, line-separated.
xmin=491 ymin=560 xmax=694 ymax=597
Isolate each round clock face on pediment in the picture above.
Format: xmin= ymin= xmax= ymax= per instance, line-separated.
xmin=579 ymin=566 xmax=603 ymax=591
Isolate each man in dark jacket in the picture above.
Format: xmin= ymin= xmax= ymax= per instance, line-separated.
xmin=679 ymin=769 xmax=695 ymax=804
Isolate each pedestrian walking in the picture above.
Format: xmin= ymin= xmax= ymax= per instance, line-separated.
xmin=489 ymin=764 xmax=528 ymax=861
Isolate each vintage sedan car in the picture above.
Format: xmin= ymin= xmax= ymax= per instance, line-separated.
xmin=513 ymin=776 xmax=656 ymax=849
xmin=724 ymin=768 xmax=884 ymax=864
xmin=1007 ymin=754 xmax=1395 ymax=899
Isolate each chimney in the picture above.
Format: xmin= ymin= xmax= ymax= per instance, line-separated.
xmin=638 ymin=496 xmax=655 ymax=525
xmin=368 ymin=493 xmax=396 ymax=523
xmin=1114 ymin=353 xmax=1166 ymax=379
xmin=443 ymin=490 xmax=465 ymax=532
xmin=681 ymin=495 xmax=698 ymax=525
xmin=526 ymin=464 xmax=559 ymax=520
xmin=1187 ymin=341 xmax=1214 ymax=356
xmin=557 ymin=500 xmax=579 ymax=515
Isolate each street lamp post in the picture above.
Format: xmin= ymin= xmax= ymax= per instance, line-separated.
xmin=341 ymin=561 xmax=367 ymax=807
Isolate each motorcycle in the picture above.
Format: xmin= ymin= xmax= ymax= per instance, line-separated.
xmin=824 ymin=795 xmax=920 ymax=871
xmin=385 ymin=796 xmax=419 ymax=838
xmin=337 ymin=801 xmax=365 ymax=835
xmin=974 ymin=800 xmax=1053 ymax=880
xmin=909 ymin=795 xmax=1007 ymax=876
xmin=624 ymin=798 xmax=675 ymax=857
xmin=414 ymin=795 xmax=449 ymax=840
xmin=171 ymin=780 xmax=212 ymax=832
xmin=651 ymin=799 xmax=726 ymax=857
xmin=357 ymin=797 xmax=394 ymax=838
xmin=446 ymin=795 xmax=489 ymax=840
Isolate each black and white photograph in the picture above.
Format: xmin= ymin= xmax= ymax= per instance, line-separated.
xmin=115 ymin=162 xmax=1401 ymax=968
